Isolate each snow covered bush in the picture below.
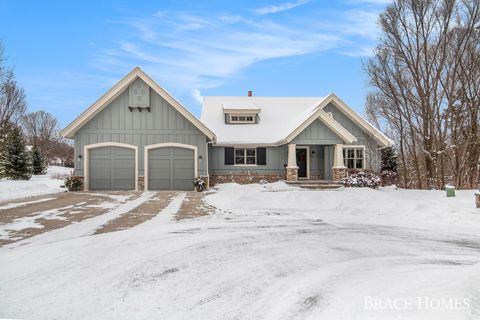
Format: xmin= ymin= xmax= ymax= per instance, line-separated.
xmin=194 ymin=177 xmax=206 ymax=192
xmin=342 ymin=171 xmax=381 ymax=189
xmin=64 ymin=175 xmax=83 ymax=191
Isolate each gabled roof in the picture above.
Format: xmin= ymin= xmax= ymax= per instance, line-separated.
xmin=201 ymin=93 xmax=393 ymax=147
xmin=60 ymin=67 xmax=215 ymax=140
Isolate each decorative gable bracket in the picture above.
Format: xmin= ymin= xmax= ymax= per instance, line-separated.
xmin=128 ymin=106 xmax=151 ymax=112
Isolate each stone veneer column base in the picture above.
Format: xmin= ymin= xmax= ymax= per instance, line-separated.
xmin=332 ymin=167 xmax=347 ymax=181
xmin=286 ymin=167 xmax=299 ymax=182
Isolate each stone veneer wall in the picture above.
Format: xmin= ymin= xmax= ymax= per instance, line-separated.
xmin=209 ymin=173 xmax=286 ymax=186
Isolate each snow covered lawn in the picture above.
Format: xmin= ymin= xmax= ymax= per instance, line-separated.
xmin=0 ymin=183 xmax=479 ymax=320
xmin=0 ymin=166 xmax=72 ymax=202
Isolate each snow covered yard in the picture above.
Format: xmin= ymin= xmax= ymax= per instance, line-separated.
xmin=0 ymin=166 xmax=72 ymax=202
xmin=0 ymin=183 xmax=479 ymax=320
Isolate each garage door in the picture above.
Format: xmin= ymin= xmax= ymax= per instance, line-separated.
xmin=89 ymin=146 xmax=135 ymax=190
xmin=148 ymin=147 xmax=194 ymax=190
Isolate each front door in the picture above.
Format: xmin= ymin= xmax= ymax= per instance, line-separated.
xmin=296 ymin=148 xmax=308 ymax=178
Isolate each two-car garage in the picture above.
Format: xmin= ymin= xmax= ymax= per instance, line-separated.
xmin=85 ymin=142 xmax=196 ymax=191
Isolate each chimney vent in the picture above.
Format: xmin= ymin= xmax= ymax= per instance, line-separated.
xmin=248 ymin=90 xmax=252 ymax=97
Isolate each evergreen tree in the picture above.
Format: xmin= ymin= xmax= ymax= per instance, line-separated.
xmin=0 ymin=125 xmax=32 ymax=180
xmin=381 ymin=147 xmax=398 ymax=173
xmin=31 ymin=147 xmax=46 ymax=175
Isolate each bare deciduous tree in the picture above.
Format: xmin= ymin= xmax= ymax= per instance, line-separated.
xmin=365 ymin=0 xmax=480 ymax=189
xmin=0 ymin=42 xmax=27 ymax=127
xmin=22 ymin=111 xmax=59 ymax=159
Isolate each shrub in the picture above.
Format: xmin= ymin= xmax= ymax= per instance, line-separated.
xmin=64 ymin=175 xmax=83 ymax=192
xmin=0 ymin=124 xmax=32 ymax=180
xmin=31 ymin=147 xmax=47 ymax=175
xmin=342 ymin=171 xmax=381 ymax=189
xmin=194 ymin=177 xmax=206 ymax=192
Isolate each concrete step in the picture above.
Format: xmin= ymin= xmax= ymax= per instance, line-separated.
xmin=297 ymin=184 xmax=343 ymax=190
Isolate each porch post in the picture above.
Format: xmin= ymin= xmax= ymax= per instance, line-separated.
xmin=332 ymin=144 xmax=347 ymax=181
xmin=286 ymin=143 xmax=298 ymax=181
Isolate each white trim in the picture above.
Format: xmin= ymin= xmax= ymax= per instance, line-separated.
xmin=84 ymin=142 xmax=138 ymax=191
xmin=285 ymin=101 xmax=356 ymax=144
xmin=343 ymin=145 xmax=366 ymax=169
xmin=144 ymin=142 xmax=197 ymax=191
xmin=61 ymin=67 xmax=215 ymax=140
xmin=325 ymin=94 xmax=393 ymax=147
xmin=280 ymin=93 xmax=392 ymax=147
xmin=228 ymin=114 xmax=256 ymax=124
xmin=296 ymin=145 xmax=310 ymax=179
xmin=223 ymin=108 xmax=261 ymax=114
xmin=233 ymin=147 xmax=257 ymax=165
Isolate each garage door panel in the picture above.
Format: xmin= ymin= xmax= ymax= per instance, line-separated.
xmin=89 ymin=179 xmax=111 ymax=190
xmin=173 ymin=148 xmax=193 ymax=156
xmin=148 ymin=146 xmax=194 ymax=190
xmin=90 ymin=147 xmax=111 ymax=156
xmin=149 ymin=159 xmax=170 ymax=169
xmin=174 ymin=168 xmax=194 ymax=179
xmin=149 ymin=179 xmax=171 ymax=190
xmin=89 ymin=146 xmax=135 ymax=191
xmin=173 ymin=179 xmax=193 ymax=190
xmin=174 ymin=159 xmax=194 ymax=169
xmin=150 ymin=148 xmax=171 ymax=157
xmin=114 ymin=159 xmax=135 ymax=169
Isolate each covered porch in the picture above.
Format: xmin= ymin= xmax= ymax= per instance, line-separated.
xmin=285 ymin=143 xmax=348 ymax=182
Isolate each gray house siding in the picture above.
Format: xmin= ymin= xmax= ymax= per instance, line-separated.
xmin=291 ymin=119 xmax=343 ymax=145
xmin=208 ymin=145 xmax=288 ymax=175
xmin=74 ymin=78 xmax=208 ymax=177
xmin=323 ymin=103 xmax=381 ymax=170
xmin=208 ymin=103 xmax=380 ymax=178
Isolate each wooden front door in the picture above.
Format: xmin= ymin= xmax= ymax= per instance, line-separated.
xmin=296 ymin=148 xmax=308 ymax=178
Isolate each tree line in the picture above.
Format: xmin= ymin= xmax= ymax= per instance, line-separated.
xmin=366 ymin=0 xmax=480 ymax=189
xmin=0 ymin=41 xmax=73 ymax=179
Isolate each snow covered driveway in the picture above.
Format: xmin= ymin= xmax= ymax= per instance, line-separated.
xmin=0 ymin=183 xmax=479 ymax=320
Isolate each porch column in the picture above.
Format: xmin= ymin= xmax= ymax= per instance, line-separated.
xmin=332 ymin=144 xmax=347 ymax=181
xmin=286 ymin=143 xmax=298 ymax=181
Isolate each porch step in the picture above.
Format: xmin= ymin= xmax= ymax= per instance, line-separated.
xmin=284 ymin=180 xmax=344 ymax=190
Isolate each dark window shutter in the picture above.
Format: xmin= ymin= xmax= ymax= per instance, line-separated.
xmin=225 ymin=147 xmax=234 ymax=165
xmin=256 ymin=148 xmax=266 ymax=165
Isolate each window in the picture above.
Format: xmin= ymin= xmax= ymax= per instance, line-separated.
xmin=235 ymin=148 xmax=256 ymax=165
xmin=228 ymin=114 xmax=256 ymax=124
xmin=343 ymin=147 xmax=364 ymax=169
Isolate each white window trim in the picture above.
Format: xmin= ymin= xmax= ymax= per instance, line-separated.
xmin=343 ymin=145 xmax=365 ymax=169
xmin=84 ymin=142 xmax=139 ymax=191
xmin=144 ymin=142 xmax=198 ymax=191
xmin=233 ymin=148 xmax=257 ymax=166
xmin=228 ymin=114 xmax=256 ymax=124
xmin=296 ymin=145 xmax=310 ymax=180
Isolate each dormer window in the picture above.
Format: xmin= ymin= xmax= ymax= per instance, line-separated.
xmin=229 ymin=114 xmax=256 ymax=124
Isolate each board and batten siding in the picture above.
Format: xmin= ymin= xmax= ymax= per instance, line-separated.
xmin=291 ymin=119 xmax=343 ymax=145
xmin=208 ymin=145 xmax=288 ymax=175
xmin=74 ymin=78 xmax=208 ymax=177
xmin=323 ymin=102 xmax=381 ymax=171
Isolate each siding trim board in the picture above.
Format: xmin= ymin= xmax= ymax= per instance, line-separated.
xmin=144 ymin=142 xmax=197 ymax=191
xmin=84 ymin=142 xmax=139 ymax=191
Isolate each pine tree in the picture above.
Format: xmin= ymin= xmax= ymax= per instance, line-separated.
xmin=31 ymin=147 xmax=46 ymax=175
xmin=381 ymin=147 xmax=398 ymax=173
xmin=0 ymin=125 xmax=32 ymax=180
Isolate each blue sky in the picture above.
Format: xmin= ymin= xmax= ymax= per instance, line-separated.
xmin=0 ymin=0 xmax=389 ymax=128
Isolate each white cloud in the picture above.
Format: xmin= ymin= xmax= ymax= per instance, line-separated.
xmin=191 ymin=88 xmax=203 ymax=105
xmin=253 ymin=0 xmax=310 ymax=15
xmin=96 ymin=13 xmax=340 ymax=91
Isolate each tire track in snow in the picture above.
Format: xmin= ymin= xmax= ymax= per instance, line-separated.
xmin=8 ymin=192 xmax=157 ymax=247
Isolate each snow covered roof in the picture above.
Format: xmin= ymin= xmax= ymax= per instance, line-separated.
xmin=201 ymin=94 xmax=393 ymax=147
xmin=201 ymin=96 xmax=327 ymax=145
